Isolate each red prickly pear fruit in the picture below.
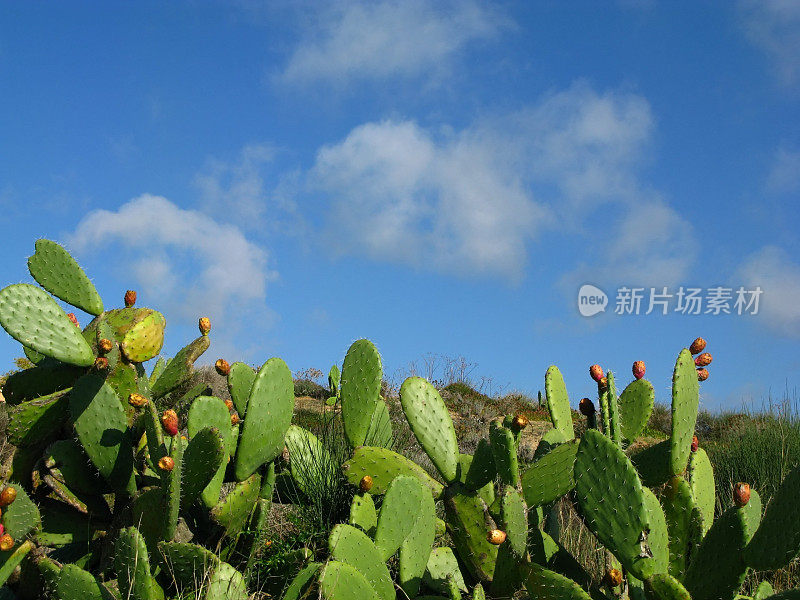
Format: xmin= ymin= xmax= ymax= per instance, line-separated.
xmin=579 ymin=398 xmax=595 ymax=416
xmin=359 ymin=475 xmax=373 ymax=493
xmin=124 ymin=290 xmax=137 ymax=307
xmin=215 ymin=359 xmax=230 ymax=376
xmin=128 ymin=393 xmax=148 ymax=408
xmin=66 ymin=313 xmax=80 ymax=328
xmin=158 ymin=456 xmax=175 ymax=472
xmin=632 ymin=360 xmax=646 ymax=380
xmin=198 ymin=317 xmax=211 ymax=335
xmin=689 ymin=337 xmax=706 ymax=355
xmin=697 ymin=368 xmax=709 ymax=381
xmin=604 ymin=568 xmax=623 ymax=587
xmin=161 ymin=410 xmax=178 ymax=436
xmin=733 ymin=482 xmax=750 ymax=507
xmin=0 ymin=534 xmax=13 ymax=551
xmin=691 ymin=435 xmax=699 ymax=452
xmin=511 ymin=414 xmax=529 ymax=430
xmin=93 ymin=357 xmax=109 ymax=370
xmin=224 ymin=399 xmax=234 ymax=410
xmin=589 ymin=364 xmax=604 ymax=382
xmin=98 ymin=338 xmax=113 ymax=353
xmin=487 ymin=529 xmax=506 ymax=545
xmin=695 ymin=353 xmax=713 ymax=367
xmin=0 ymin=523 xmax=4 ymax=535
xmin=0 ymin=487 xmax=16 ymax=507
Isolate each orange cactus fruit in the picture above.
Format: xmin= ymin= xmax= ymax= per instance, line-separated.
xmin=632 ymin=360 xmax=646 ymax=380
xmin=94 ymin=357 xmax=109 ymax=370
xmin=689 ymin=337 xmax=707 ymax=355
xmin=695 ymin=353 xmax=713 ymax=367
xmin=0 ymin=487 xmax=17 ymax=507
xmin=66 ymin=313 xmax=80 ymax=328
xmin=691 ymin=435 xmax=699 ymax=452
xmin=0 ymin=534 xmax=13 ymax=551
xmin=487 ymin=529 xmax=507 ymax=545
xmin=98 ymin=338 xmax=113 ymax=353
xmin=198 ymin=317 xmax=211 ymax=335
xmin=124 ymin=290 xmax=137 ymax=307
xmin=161 ymin=410 xmax=179 ymax=436
xmin=128 ymin=393 xmax=148 ymax=408
xmin=697 ymin=368 xmax=709 ymax=381
xmin=224 ymin=399 xmax=234 ymax=410
xmin=359 ymin=475 xmax=373 ymax=493
xmin=604 ymin=568 xmax=623 ymax=587
xmin=589 ymin=364 xmax=604 ymax=382
xmin=215 ymin=359 xmax=231 ymax=376
xmin=158 ymin=456 xmax=175 ymax=472
xmin=511 ymin=414 xmax=529 ymax=430
xmin=733 ymin=482 xmax=751 ymax=507
xmin=231 ymin=413 xmax=241 ymax=426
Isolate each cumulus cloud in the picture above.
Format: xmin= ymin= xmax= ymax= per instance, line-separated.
xmin=739 ymin=245 xmax=800 ymax=336
xmin=310 ymin=82 xmax=692 ymax=284
xmin=67 ymin=195 xmax=277 ymax=328
xmin=279 ymin=0 xmax=505 ymax=85
xmin=739 ymin=0 xmax=800 ymax=86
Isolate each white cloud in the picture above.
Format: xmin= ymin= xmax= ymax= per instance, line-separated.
xmin=767 ymin=147 xmax=800 ymax=193
xmin=279 ymin=0 xmax=505 ymax=85
xmin=739 ymin=246 xmax=800 ymax=336
xmin=310 ymin=82 xmax=692 ymax=284
xmin=740 ymin=0 xmax=800 ymax=86
xmin=67 ymin=195 xmax=277 ymax=328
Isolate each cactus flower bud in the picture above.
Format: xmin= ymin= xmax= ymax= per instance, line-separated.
xmin=695 ymin=353 xmax=713 ymax=367
xmin=632 ymin=360 xmax=646 ymax=380
xmin=691 ymin=435 xmax=699 ymax=452
xmin=598 ymin=376 xmax=608 ymax=391
xmin=0 ymin=534 xmax=13 ymax=551
xmin=579 ymin=397 xmax=595 ymax=416
xmin=359 ymin=475 xmax=373 ymax=493
xmin=231 ymin=413 xmax=240 ymax=426
xmin=697 ymin=368 xmax=709 ymax=381
xmin=604 ymin=568 xmax=623 ymax=587
xmin=589 ymin=364 xmax=604 ymax=382
xmin=124 ymin=290 xmax=137 ymax=307
xmin=158 ymin=456 xmax=175 ymax=472
xmin=161 ymin=410 xmax=178 ymax=436
xmin=733 ymin=482 xmax=750 ymax=507
xmin=487 ymin=529 xmax=506 ymax=545
xmin=511 ymin=414 xmax=529 ymax=430
xmin=224 ymin=399 xmax=234 ymax=410
xmin=199 ymin=317 xmax=211 ymax=335
xmin=98 ymin=338 xmax=113 ymax=353
xmin=215 ymin=359 xmax=230 ymax=376
xmin=66 ymin=313 xmax=80 ymax=328
xmin=0 ymin=487 xmax=17 ymax=507
xmin=94 ymin=356 xmax=109 ymax=370
xmin=128 ymin=393 xmax=148 ymax=408
xmin=689 ymin=337 xmax=706 ymax=355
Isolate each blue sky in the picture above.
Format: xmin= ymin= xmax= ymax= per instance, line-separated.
xmin=1 ymin=1 xmax=799 ymax=411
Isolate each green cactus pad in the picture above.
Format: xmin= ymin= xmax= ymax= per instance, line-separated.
xmin=532 ymin=427 xmax=567 ymax=460
xmin=227 ymin=362 xmax=256 ymax=416
xmin=142 ymin=398 xmax=167 ymax=469
xmin=26 ymin=239 xmax=104 ymax=316
xmin=742 ymin=488 xmax=762 ymax=543
xmin=69 ymin=375 xmax=136 ymax=494
xmin=642 ymin=486 xmax=669 ymax=575
xmin=670 ymin=349 xmax=700 ymax=476
xmin=233 ymin=357 xmax=293 ymax=481
xmin=399 ymin=479 xmax=436 ymax=598
xmin=211 ymin=473 xmax=261 ymax=537
xmin=745 ymin=464 xmax=800 ymax=570
xmin=22 ymin=343 xmax=44 ymax=364
xmin=7 ymin=389 xmax=70 ymax=447
xmin=285 ymin=425 xmax=338 ymax=499
xmin=329 ymin=524 xmax=394 ymax=600
xmin=607 ymin=371 xmax=623 ymax=446
xmin=524 ymin=563 xmax=592 ymax=599
xmin=329 ymin=364 xmax=340 ymax=395
xmin=521 ymin=439 xmax=578 ymax=507
xmin=364 ymin=400 xmax=393 ymax=448
xmin=349 ymin=493 xmax=377 ymax=536
xmin=620 ymin=378 xmax=655 ymax=442
xmin=342 ymin=446 xmax=444 ymax=498
xmin=115 ymin=526 xmax=163 ymax=600
xmin=500 ymin=486 xmax=527 ymax=557
xmin=121 ymin=311 xmax=165 ymax=363
xmin=373 ymin=475 xmax=425 ymax=560
xmin=684 ymin=503 xmax=750 ymax=600
xmin=163 ymin=435 xmax=184 ymax=542
xmin=573 ymin=429 xmax=655 ymax=580
xmin=645 ymin=573 xmax=691 ymax=599
xmin=318 ymin=561 xmax=380 ymax=600
xmin=182 ymin=426 xmax=225 ymax=509
xmin=660 ymin=476 xmax=696 ymax=580
xmin=424 ymin=547 xmax=467 ymax=594
xmin=0 ymin=358 xmax=82 ymax=405
xmin=340 ymin=339 xmax=383 ymax=448
xmin=688 ymin=448 xmax=715 ymax=534
xmin=156 ymin=541 xmax=220 ymax=588
xmin=1 ymin=484 xmax=41 ymax=540
xmin=188 ymin=395 xmax=233 ymax=507
xmin=56 ymin=564 xmax=106 ymax=600
xmin=205 ymin=562 xmax=247 ymax=600
xmin=36 ymin=498 xmax=99 ymax=547
xmin=545 ymin=366 xmax=575 ymax=440
xmin=631 ymin=440 xmax=672 ymax=487
xmin=0 ymin=540 xmax=33 ymax=589
xmin=131 ymin=487 xmax=167 ymax=550
xmin=0 ymin=284 xmax=95 ymax=366
xmin=282 ymin=562 xmax=322 ymax=600
xmin=757 ymin=591 xmax=800 ymax=600
xmin=461 ymin=439 xmax=496 ymax=491
xmin=400 ymin=376 xmax=459 ymax=483
xmin=489 ymin=419 xmax=520 ymax=487
xmin=753 ymin=581 xmax=775 ymax=600
xmin=149 ymin=357 xmax=167 ymax=387
xmin=150 ymin=335 xmax=210 ymax=398
xmin=444 ymin=487 xmax=498 ymax=582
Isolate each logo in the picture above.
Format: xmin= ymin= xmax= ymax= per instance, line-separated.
xmin=578 ymin=284 xmax=608 ymax=317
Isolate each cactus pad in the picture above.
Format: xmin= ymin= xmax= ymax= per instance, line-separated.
xmin=56 ymin=564 xmax=107 ymax=600
xmin=399 ymin=480 xmax=436 ymax=598
xmin=7 ymin=389 xmax=70 ymax=447
xmin=619 ymin=378 xmax=655 ymax=442
xmin=631 ymin=440 xmax=672 ymax=487
xmin=329 ymin=524 xmax=394 ymax=600
xmin=373 ymin=475 xmax=425 ymax=560
xmin=227 ymin=362 xmax=256 ymax=416
xmin=349 ymin=493 xmax=378 ymax=536
xmin=364 ymin=400 xmax=393 ymax=448
xmin=670 ymin=349 xmax=700 ymax=476
xmin=660 ymin=476 xmax=695 ymax=580
xmin=121 ymin=310 xmax=166 ymax=363
xmin=206 ymin=561 xmax=248 ymax=600
xmin=444 ymin=487 xmax=498 ymax=582
xmin=521 ymin=439 xmax=578 ymax=507
xmin=400 ymin=376 xmax=459 ymax=483
xmin=745 ymin=464 xmax=800 ymax=570
xmin=188 ymin=395 xmax=234 ymax=507
xmin=461 ymin=439 xmax=496 ymax=491
xmin=150 ymin=335 xmax=210 ymax=398
xmin=282 ymin=563 xmax=322 ymax=600
xmin=642 ymin=486 xmax=669 ymax=575
xmin=285 ymin=425 xmax=337 ymax=499
xmin=181 ymin=426 xmax=225 ymax=509
xmin=115 ymin=526 xmax=163 ymax=600
xmin=524 ymin=563 xmax=592 ymax=599
xmin=545 ymin=366 xmax=575 ymax=440
xmin=318 ymin=560 xmax=380 ymax=600
xmin=342 ymin=446 xmax=444 ymax=499
xmin=211 ymin=473 xmax=261 ymax=537
xmin=341 ymin=339 xmax=383 ymax=448
xmin=688 ymin=447 xmax=715 ymax=534
xmin=645 ymin=573 xmax=691 ymax=599
xmin=1 ymin=484 xmax=41 ymax=540
xmin=424 ymin=547 xmax=467 ymax=594
xmin=489 ymin=419 xmax=520 ymax=487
